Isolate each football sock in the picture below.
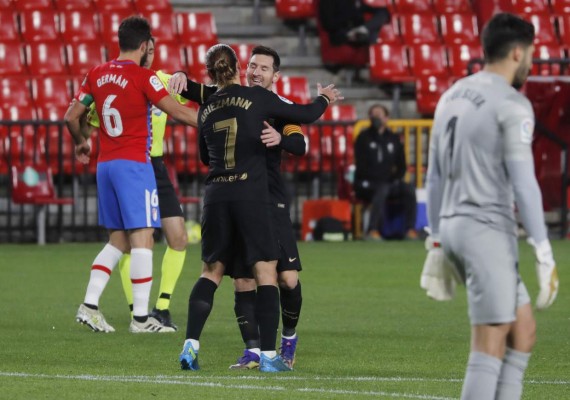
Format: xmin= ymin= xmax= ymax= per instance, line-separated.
xmin=256 ymin=285 xmax=280 ymax=352
xmin=185 ymin=277 xmax=218 ymax=340
xmin=461 ymin=351 xmax=502 ymax=400
xmin=261 ymin=350 xmax=277 ymax=358
xmin=130 ymin=248 xmax=153 ymax=318
xmin=495 ymin=348 xmax=531 ymax=400
xmin=117 ymin=254 xmax=133 ymax=316
xmin=280 ymin=281 xmax=302 ymax=337
xmin=84 ymin=244 xmax=122 ymax=306
xmin=234 ymin=290 xmax=260 ymax=349
xmin=155 ymin=247 xmax=186 ymax=310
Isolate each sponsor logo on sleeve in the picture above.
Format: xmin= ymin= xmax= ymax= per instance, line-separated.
xmin=520 ymin=118 xmax=534 ymax=144
xmin=150 ymin=75 xmax=164 ymax=92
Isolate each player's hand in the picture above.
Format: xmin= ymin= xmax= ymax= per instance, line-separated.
xmin=529 ymin=239 xmax=559 ymax=310
xmin=260 ymin=121 xmax=281 ymax=147
xmin=167 ymin=72 xmax=188 ymax=95
xmin=317 ymin=83 xmax=344 ymax=103
xmin=75 ymin=142 xmax=91 ymax=164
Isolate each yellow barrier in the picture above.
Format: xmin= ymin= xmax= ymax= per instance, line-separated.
xmin=353 ymin=119 xmax=433 ymax=188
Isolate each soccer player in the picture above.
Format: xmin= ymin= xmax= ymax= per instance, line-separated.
xmin=425 ymin=13 xmax=559 ymax=400
xmin=81 ymin=37 xmax=189 ymax=330
xmin=168 ymin=46 xmax=305 ymax=369
xmin=178 ymin=44 xmax=341 ymax=372
xmin=65 ymin=16 xmax=198 ymax=333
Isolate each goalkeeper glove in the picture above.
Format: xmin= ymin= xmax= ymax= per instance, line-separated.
xmin=529 ymin=238 xmax=559 ymax=310
xmin=420 ymin=236 xmax=460 ymax=301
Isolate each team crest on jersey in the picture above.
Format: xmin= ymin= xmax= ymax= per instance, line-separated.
xmin=277 ymin=94 xmax=293 ymax=104
xmin=150 ymin=75 xmax=163 ymax=91
xmin=520 ymin=118 xmax=534 ymax=144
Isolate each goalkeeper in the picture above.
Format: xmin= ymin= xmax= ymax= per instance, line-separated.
xmin=424 ymin=13 xmax=558 ymax=400
xmin=81 ymin=37 xmax=189 ymax=330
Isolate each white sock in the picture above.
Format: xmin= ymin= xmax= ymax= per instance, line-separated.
xmin=261 ymin=350 xmax=277 ymax=358
xmin=282 ymin=333 xmax=297 ymax=340
xmin=495 ymin=348 xmax=531 ymax=400
xmin=247 ymin=348 xmax=261 ymax=356
xmin=185 ymin=339 xmax=200 ymax=351
xmin=84 ymin=244 xmax=122 ymax=306
xmin=461 ymin=351 xmax=502 ymax=400
xmin=130 ymin=248 xmax=153 ymax=318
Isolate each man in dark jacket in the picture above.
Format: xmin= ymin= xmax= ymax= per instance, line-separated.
xmin=354 ymin=104 xmax=417 ymax=240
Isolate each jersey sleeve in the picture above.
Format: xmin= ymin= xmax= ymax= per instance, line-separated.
xmin=74 ymin=74 xmax=94 ymax=107
xmin=86 ymin=103 xmax=100 ymax=128
xmin=258 ymin=87 xmax=329 ymax=123
xmin=141 ymin=70 xmax=170 ymax=105
xmin=497 ymin=93 xmax=535 ymax=162
xmin=180 ymin=79 xmax=217 ymax=105
xmin=156 ymin=70 xmax=188 ymax=105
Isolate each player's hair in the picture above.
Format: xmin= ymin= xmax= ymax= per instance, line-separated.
xmin=482 ymin=13 xmax=535 ymax=63
xmin=205 ymin=44 xmax=239 ymax=87
xmin=250 ymin=45 xmax=281 ymax=71
xmin=118 ymin=16 xmax=152 ymax=52
xmin=368 ymin=103 xmax=390 ymax=118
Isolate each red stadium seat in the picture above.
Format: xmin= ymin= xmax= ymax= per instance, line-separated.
xmin=54 ymin=0 xmax=95 ymax=10
xmin=25 ymin=41 xmax=69 ymax=76
xmin=363 ymin=0 xmax=393 ymax=8
xmin=320 ymin=104 xmax=357 ymax=168
xmin=1 ymin=76 xmax=32 ymax=108
xmin=433 ymin=0 xmax=473 ymax=14
xmin=35 ymin=103 xmax=70 ymax=121
xmin=409 ymin=43 xmax=449 ymax=78
xmin=393 ymin=0 xmax=433 ymax=13
xmin=176 ymin=12 xmax=218 ymax=45
xmin=551 ymin=0 xmax=570 ymax=14
xmin=369 ymin=43 xmax=413 ymax=82
xmin=59 ymin=10 xmax=100 ymax=44
xmin=19 ymin=9 xmax=60 ymax=42
xmin=275 ymin=0 xmax=315 ymax=19
xmin=230 ymin=43 xmax=255 ymax=83
xmin=133 ymin=0 xmax=172 ymax=12
xmin=141 ymin=10 xmax=178 ymax=43
xmin=416 ymin=75 xmax=455 ymax=116
xmin=377 ymin=16 xmax=401 ymax=44
xmin=511 ymin=0 xmax=549 ymax=14
xmin=440 ymin=13 xmax=479 ymax=45
xmin=185 ymin=43 xmax=212 ymax=83
xmin=31 ymin=76 xmax=72 ymax=108
xmin=525 ymin=14 xmax=557 ymax=45
xmin=4 ymin=128 xmax=46 ymax=170
xmin=45 ymin=124 xmax=81 ymax=174
xmin=93 ymin=0 xmax=134 ymax=12
xmin=448 ymin=42 xmax=484 ymax=78
xmin=317 ymin=25 xmax=369 ymax=67
xmin=399 ymin=14 xmax=440 ymax=45
xmin=12 ymin=0 xmax=54 ymax=11
xmin=0 ymin=0 xmax=13 ymax=9
xmin=532 ymin=44 xmax=566 ymax=76
xmin=0 ymin=41 xmax=27 ymax=75
xmin=472 ymin=0 xmax=512 ymax=30
xmin=0 ymin=11 xmax=20 ymax=41
xmin=66 ymin=41 xmax=106 ymax=76
xmin=167 ymin=125 xmax=200 ymax=174
xmin=557 ymin=15 xmax=570 ymax=46
xmin=0 ymin=104 xmax=37 ymax=121
xmin=152 ymin=42 xmax=186 ymax=74
xmin=274 ymin=76 xmax=310 ymax=104
xmin=99 ymin=10 xmax=134 ymax=46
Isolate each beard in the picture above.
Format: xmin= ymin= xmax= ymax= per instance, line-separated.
xmin=512 ymin=63 xmax=531 ymax=90
xmin=140 ymin=49 xmax=149 ymax=67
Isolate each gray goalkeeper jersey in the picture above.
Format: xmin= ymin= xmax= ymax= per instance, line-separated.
xmin=429 ymin=71 xmax=536 ymax=235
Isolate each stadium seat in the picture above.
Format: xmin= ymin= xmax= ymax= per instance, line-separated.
xmin=393 ymin=0 xmax=433 ymax=13
xmin=185 ymin=43 xmax=212 ymax=83
xmin=274 ymin=76 xmax=310 ymax=104
xmin=275 ymin=0 xmax=315 ymax=19
xmin=448 ymin=42 xmax=484 ymax=78
xmin=31 ymin=76 xmax=72 ymax=108
xmin=376 ymin=16 xmax=401 ymax=44
xmin=409 ymin=43 xmax=449 ymax=78
xmin=440 ymin=13 xmax=479 ymax=45
xmin=0 ymin=41 xmax=27 ymax=75
xmin=557 ymin=15 xmax=570 ymax=46
xmin=525 ymin=14 xmax=557 ymax=45
xmin=0 ymin=0 xmax=13 ymax=9
xmin=472 ymin=0 xmax=512 ymax=30
xmin=133 ymin=0 xmax=172 ymax=13
xmin=317 ymin=26 xmax=369 ymax=67
xmin=152 ymin=42 xmax=186 ymax=74
xmin=551 ymin=0 xmax=570 ymax=15
xmin=99 ymin=10 xmax=134 ymax=46
xmin=0 ymin=11 xmax=20 ymax=42
xmin=399 ymin=14 xmax=440 ymax=45
xmin=167 ymin=125 xmax=200 ymax=175
xmin=416 ymin=75 xmax=455 ymax=116
xmin=320 ymin=104 xmax=357 ymax=169
xmin=176 ymin=12 xmax=218 ymax=45
xmin=1 ymin=76 xmax=32 ymax=109
xmin=93 ymin=0 xmax=134 ymax=12
xmin=433 ymin=0 xmax=473 ymax=14
xmin=369 ymin=43 xmax=413 ymax=82
xmin=141 ymin=10 xmax=178 ymax=43
xmin=12 ymin=0 xmax=54 ymax=12
xmin=66 ymin=41 xmax=106 ymax=76
xmin=511 ymin=0 xmax=549 ymax=15
xmin=301 ymin=199 xmax=351 ymax=241
xmin=19 ymin=9 xmax=60 ymax=42
xmin=363 ymin=0 xmax=393 ymax=8
xmin=53 ymin=0 xmax=95 ymax=11
xmin=230 ymin=43 xmax=255 ymax=83
xmin=45 ymin=124 xmax=79 ymax=175
xmin=25 ymin=41 xmax=69 ymax=76
xmin=59 ymin=10 xmax=100 ymax=44
xmin=35 ymin=103 xmax=70 ymax=121
xmin=0 ymin=104 xmax=37 ymax=121
xmin=532 ymin=44 xmax=566 ymax=76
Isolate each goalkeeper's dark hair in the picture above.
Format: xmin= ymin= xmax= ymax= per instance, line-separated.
xmin=482 ymin=13 xmax=535 ymax=64
xmin=205 ymin=44 xmax=239 ymax=87
xmin=250 ymin=45 xmax=281 ymax=71
xmin=118 ymin=16 xmax=152 ymax=52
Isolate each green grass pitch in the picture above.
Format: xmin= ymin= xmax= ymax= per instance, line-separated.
xmin=0 ymin=240 xmax=568 ymax=399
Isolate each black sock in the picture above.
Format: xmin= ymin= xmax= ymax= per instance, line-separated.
xmin=84 ymin=303 xmax=98 ymax=310
xmin=234 ymin=290 xmax=260 ymax=349
xmin=133 ymin=315 xmax=148 ymax=323
xmin=280 ymin=281 xmax=302 ymax=337
xmin=255 ymin=285 xmax=280 ymax=352
xmin=185 ymin=277 xmax=218 ymax=340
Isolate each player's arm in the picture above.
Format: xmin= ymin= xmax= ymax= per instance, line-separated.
xmin=64 ymin=99 xmax=90 ymax=164
xmin=167 ymin=71 xmax=217 ymax=105
xmin=425 ymin=120 xmax=444 ymax=237
xmin=260 ymin=122 xmax=306 ymax=156
xmin=154 ymin=94 xmax=198 ymax=127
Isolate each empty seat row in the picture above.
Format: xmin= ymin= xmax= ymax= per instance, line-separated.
xmin=2 ymin=0 xmax=171 ymax=12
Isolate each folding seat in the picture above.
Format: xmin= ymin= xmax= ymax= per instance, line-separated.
xmin=53 ymin=0 xmax=95 ymax=11
xmin=448 ymin=42 xmax=484 ymax=78
xmin=12 ymin=0 xmax=54 ymax=12
xmin=59 ymin=10 xmax=100 ymax=44
xmin=472 ymin=0 xmax=512 ymax=30
xmin=45 ymin=125 xmax=77 ymax=174
xmin=31 ymin=76 xmax=72 ymax=108
xmin=317 ymin=26 xmax=369 ymax=67
xmin=273 ymin=76 xmax=310 ymax=105
xmin=99 ymin=10 xmax=134 ymax=46
xmin=320 ymin=104 xmax=357 ymax=168
xmin=369 ymin=43 xmax=413 ymax=82
xmin=551 ymin=0 xmax=570 ymax=15
xmin=0 ymin=40 xmax=27 ymax=75
xmin=0 ymin=11 xmax=20 ymax=41
xmin=377 ymin=16 xmax=401 ymax=44
xmin=66 ymin=41 xmax=106 ymax=76
xmin=399 ymin=14 xmax=440 ymax=45
xmin=363 ymin=0 xmax=393 ymax=8
xmin=416 ymin=75 xmax=455 ymax=116
xmin=4 ymin=127 xmax=46 ymax=169
xmin=141 ymin=10 xmax=178 ymax=43
xmin=440 ymin=13 xmax=479 ymax=45
xmin=92 ymin=0 xmax=134 ymax=12
xmin=0 ymin=0 xmax=13 ymax=9
xmin=176 ymin=12 xmax=218 ymax=46
xmin=25 ymin=41 xmax=69 ymax=76
xmin=35 ymin=103 xmax=70 ymax=121
xmin=525 ymin=14 xmax=557 ymax=45
xmin=532 ymin=44 xmax=566 ymax=76
xmin=168 ymin=125 xmax=199 ymax=174
xmin=409 ymin=43 xmax=449 ymax=77
xmin=133 ymin=0 xmax=172 ymax=13
xmin=230 ymin=43 xmax=256 ymax=83
xmin=19 ymin=9 xmax=60 ymax=42
xmin=511 ymin=0 xmax=549 ymax=15
xmin=275 ymin=0 xmax=315 ymax=19
xmin=433 ymin=0 xmax=473 ymax=14
xmin=185 ymin=43 xmax=211 ymax=83
xmin=1 ymin=76 xmax=32 ymax=109
xmin=557 ymin=15 xmax=570 ymax=46
xmin=152 ymin=42 xmax=186 ymax=74
xmin=393 ymin=0 xmax=433 ymax=13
